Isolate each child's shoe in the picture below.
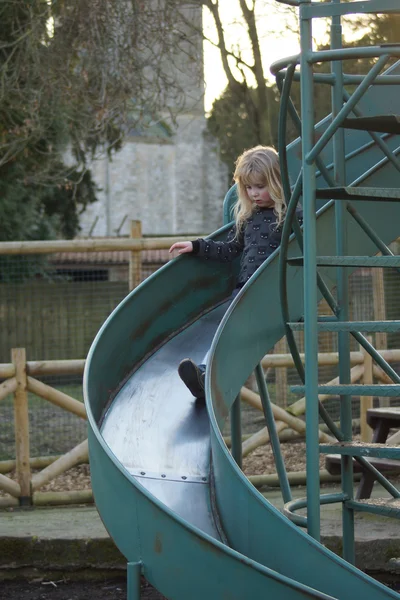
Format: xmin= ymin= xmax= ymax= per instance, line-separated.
xmin=178 ymin=359 xmax=206 ymax=398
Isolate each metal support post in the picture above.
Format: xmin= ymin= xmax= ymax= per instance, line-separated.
xmin=300 ymin=0 xmax=320 ymax=541
xmin=331 ymin=2 xmax=355 ymax=564
xmin=230 ymin=395 xmax=242 ymax=468
xmin=127 ymin=561 xmax=142 ymax=600
xmin=255 ymin=363 xmax=292 ymax=504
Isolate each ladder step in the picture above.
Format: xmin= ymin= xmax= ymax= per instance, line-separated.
xmin=341 ymin=115 xmax=400 ymax=135
xmin=320 ymin=442 xmax=400 ymax=460
xmin=325 ymin=453 xmax=400 ymax=476
xmin=288 ymin=256 xmax=400 ymax=267
xmin=346 ymin=498 xmax=400 ymax=519
xmin=288 ymin=320 xmax=400 ymax=332
xmin=316 ymin=186 xmax=400 ymax=202
xmin=291 ymin=384 xmax=400 ymax=397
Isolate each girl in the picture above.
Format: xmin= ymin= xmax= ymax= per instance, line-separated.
xmin=169 ymin=145 xmax=296 ymax=399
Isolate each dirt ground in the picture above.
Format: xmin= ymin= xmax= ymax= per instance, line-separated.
xmin=0 ymin=577 xmax=165 ymax=600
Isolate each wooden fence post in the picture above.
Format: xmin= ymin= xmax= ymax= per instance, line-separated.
xmin=12 ymin=348 xmax=31 ymax=504
xmin=274 ymin=338 xmax=288 ymax=407
xmin=360 ymin=338 xmax=373 ymax=442
xmin=129 ymin=220 xmax=142 ymax=291
xmin=372 ymin=268 xmax=389 ymax=407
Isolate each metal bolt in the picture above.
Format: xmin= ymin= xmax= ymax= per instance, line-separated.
xmin=140 ymin=471 xmax=146 ymax=476
xmin=182 ymin=476 xmax=187 ymax=480
xmin=202 ymin=477 xmax=207 ymax=482
xmin=161 ymin=474 xmax=166 ymax=478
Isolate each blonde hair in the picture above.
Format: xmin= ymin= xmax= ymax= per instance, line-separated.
xmin=233 ymin=145 xmax=285 ymax=233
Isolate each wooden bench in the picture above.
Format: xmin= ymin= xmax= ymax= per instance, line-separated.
xmin=325 ymin=407 xmax=400 ymax=499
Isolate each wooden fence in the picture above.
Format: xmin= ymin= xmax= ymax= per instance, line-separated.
xmin=0 ymin=350 xmax=87 ymax=507
xmin=0 ymin=230 xmax=399 ymax=504
xmin=0 ymin=281 xmax=128 ymax=361
xmin=1 ymin=346 xmax=400 ymax=507
xmin=0 ymin=223 xmax=198 ymax=362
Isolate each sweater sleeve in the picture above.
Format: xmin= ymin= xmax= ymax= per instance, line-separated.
xmin=294 ymin=206 xmax=303 ymax=228
xmin=191 ymin=225 xmax=244 ymax=262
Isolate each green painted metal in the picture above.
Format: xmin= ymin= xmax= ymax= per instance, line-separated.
xmin=222 ymin=185 xmax=244 ymax=469
xmin=273 ymin=0 xmax=400 ymax=579
xmin=340 ymin=92 xmax=400 ymax=174
xmin=346 ymin=204 xmax=399 ymax=265
xmin=307 ymin=55 xmax=391 ymax=164
xmin=288 ymin=256 xmax=400 ymax=267
xmin=352 ymin=332 xmax=400 ymax=384
xmin=127 ymin=562 xmax=141 ymax=600
xmin=284 ymin=493 xmax=348 ymax=528
xmin=230 ymin=395 xmax=242 ymax=468
xmin=303 ymin=0 xmax=400 ymax=19
xmin=254 ymin=363 xmax=292 ymax=504
xmin=288 ymin=321 xmax=400 ymax=332
xmin=342 ymin=115 xmax=400 ymax=134
xmin=222 ymin=185 xmax=238 ymax=226
xmin=84 ymin=188 xmax=400 ymax=600
xmin=346 ymin=499 xmax=400 ymax=518
xmin=299 ymin=0 xmax=321 ymax=542
xmin=274 ymin=61 xmax=400 ymax=206
xmin=320 ymin=444 xmax=400 ymax=461
xmin=275 ymin=0 xmax=299 ymax=6
xmin=84 ymin=2 xmax=400 ymax=599
xmin=87 ymin=428 xmax=335 ymax=600
xmin=353 ymin=457 xmax=400 ymax=500
xmin=207 ymin=196 xmax=400 ymax=599
xmin=316 ymin=186 xmax=400 ymax=200
xmin=291 ymin=385 xmax=400 ymax=396
xmin=330 ymin=7 xmax=355 ymax=562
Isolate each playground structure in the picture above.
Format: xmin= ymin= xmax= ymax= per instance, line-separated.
xmin=84 ymin=1 xmax=400 ymax=599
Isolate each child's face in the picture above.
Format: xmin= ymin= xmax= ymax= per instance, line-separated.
xmin=245 ymin=180 xmax=274 ymax=209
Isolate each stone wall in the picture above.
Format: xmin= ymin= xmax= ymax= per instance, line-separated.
xmin=78 ymin=3 xmax=229 ymax=237
xmin=78 ymin=115 xmax=229 ymax=237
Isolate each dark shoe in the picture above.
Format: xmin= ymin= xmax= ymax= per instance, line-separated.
xmin=178 ymin=359 xmax=205 ymax=398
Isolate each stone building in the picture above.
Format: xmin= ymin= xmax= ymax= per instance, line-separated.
xmin=78 ymin=4 xmax=228 ymax=238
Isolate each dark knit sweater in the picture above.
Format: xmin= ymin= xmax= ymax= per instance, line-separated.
xmin=192 ymin=207 xmax=302 ymax=288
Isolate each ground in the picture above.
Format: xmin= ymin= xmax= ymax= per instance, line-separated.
xmin=2 ymin=438 xmax=400 ymax=599
xmin=0 ymin=577 xmax=165 ymax=600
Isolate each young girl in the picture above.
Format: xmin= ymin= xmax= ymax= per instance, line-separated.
xmin=169 ymin=145 xmax=295 ymax=399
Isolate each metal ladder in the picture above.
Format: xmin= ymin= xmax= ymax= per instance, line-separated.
xmin=272 ymin=0 xmax=400 ymax=565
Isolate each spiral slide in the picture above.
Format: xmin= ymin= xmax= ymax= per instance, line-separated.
xmin=84 ymin=147 xmax=400 ymax=599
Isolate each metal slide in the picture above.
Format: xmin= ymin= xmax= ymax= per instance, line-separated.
xmin=84 ymin=3 xmax=400 ymax=594
xmin=84 ymin=190 xmax=400 ymax=599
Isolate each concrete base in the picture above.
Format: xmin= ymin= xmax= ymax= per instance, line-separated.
xmin=1 ymin=485 xmax=400 ymax=581
xmin=264 ymin=483 xmax=400 ymax=578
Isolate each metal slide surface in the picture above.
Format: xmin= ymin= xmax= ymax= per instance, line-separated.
xmin=84 ymin=188 xmax=400 ymax=598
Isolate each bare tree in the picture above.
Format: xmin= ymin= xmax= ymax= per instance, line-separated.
xmin=176 ymin=0 xmax=297 ymax=145
xmin=0 ymin=0 xmax=201 ymax=181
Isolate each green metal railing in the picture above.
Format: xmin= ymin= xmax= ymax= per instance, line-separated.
xmin=271 ymin=0 xmax=400 ymax=564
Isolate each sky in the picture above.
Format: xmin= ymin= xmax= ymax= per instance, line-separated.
xmin=202 ymin=1 xmax=328 ymax=113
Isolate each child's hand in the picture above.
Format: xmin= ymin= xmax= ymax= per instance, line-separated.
xmin=169 ymin=241 xmax=193 ymax=255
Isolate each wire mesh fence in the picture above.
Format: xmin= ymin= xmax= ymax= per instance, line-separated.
xmin=1 ymin=239 xmax=400 ymax=461
xmin=0 ymin=246 xmax=169 ymax=461
xmin=266 ymin=255 xmax=400 ymax=424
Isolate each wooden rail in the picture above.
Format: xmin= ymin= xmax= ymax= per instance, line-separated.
xmin=0 ymin=236 xmax=197 ymax=255
xmin=0 ymin=349 xmax=88 ymax=506
xmin=0 ymin=226 xmax=203 ymax=290
xmin=1 ymin=347 xmax=399 ymax=506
